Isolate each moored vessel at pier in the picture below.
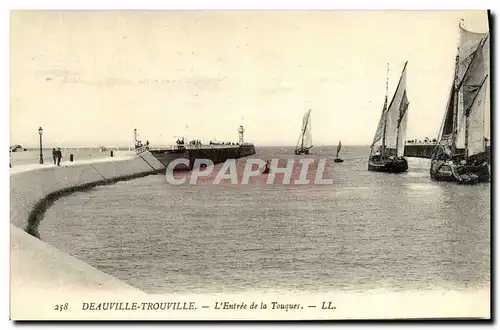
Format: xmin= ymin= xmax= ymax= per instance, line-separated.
xmin=430 ymin=22 xmax=490 ymax=184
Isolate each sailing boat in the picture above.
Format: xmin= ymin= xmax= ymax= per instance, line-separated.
xmin=368 ymin=62 xmax=410 ymax=173
xmin=260 ymin=160 xmax=271 ymax=174
xmin=295 ymin=109 xmax=313 ymax=155
xmin=334 ymin=140 xmax=344 ymax=163
xmin=430 ymin=22 xmax=490 ymax=184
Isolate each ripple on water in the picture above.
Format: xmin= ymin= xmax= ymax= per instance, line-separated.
xmin=40 ymin=147 xmax=490 ymax=294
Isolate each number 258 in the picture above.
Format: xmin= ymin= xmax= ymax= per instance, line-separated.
xmin=54 ymin=303 xmax=68 ymax=311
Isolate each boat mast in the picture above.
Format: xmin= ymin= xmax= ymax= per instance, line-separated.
xmin=381 ymin=63 xmax=389 ymax=157
xmin=300 ymin=116 xmax=305 ymax=150
xmin=300 ymin=131 xmax=304 ymax=150
xmin=451 ymin=47 xmax=460 ymax=155
xmin=395 ymin=63 xmax=408 ymax=158
xmin=395 ymin=114 xmax=400 ymax=158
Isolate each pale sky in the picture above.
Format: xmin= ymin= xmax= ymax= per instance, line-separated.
xmin=10 ymin=10 xmax=489 ymax=147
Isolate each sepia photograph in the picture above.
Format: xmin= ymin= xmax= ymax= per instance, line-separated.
xmin=8 ymin=8 xmax=491 ymax=321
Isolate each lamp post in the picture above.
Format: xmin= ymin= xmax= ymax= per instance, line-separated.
xmin=38 ymin=126 xmax=43 ymax=164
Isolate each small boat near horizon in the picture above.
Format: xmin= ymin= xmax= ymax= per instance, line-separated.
xmin=368 ymin=62 xmax=410 ymax=173
xmin=430 ymin=22 xmax=490 ymax=184
xmin=295 ymin=109 xmax=313 ymax=155
xmin=333 ymin=140 xmax=344 ymax=163
xmin=261 ymin=161 xmax=271 ymax=174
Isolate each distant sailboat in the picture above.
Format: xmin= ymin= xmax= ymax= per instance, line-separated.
xmin=334 ymin=140 xmax=344 ymax=163
xmin=430 ymin=22 xmax=490 ymax=184
xmin=261 ymin=160 xmax=271 ymax=174
xmin=295 ymin=109 xmax=313 ymax=155
xmin=368 ymin=62 xmax=409 ymax=173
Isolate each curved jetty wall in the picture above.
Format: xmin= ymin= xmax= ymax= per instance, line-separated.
xmin=238 ymin=144 xmax=256 ymax=157
xmin=10 ymin=147 xmax=257 ymax=237
xmin=186 ymin=144 xmax=256 ymax=168
xmin=10 ymin=148 xmax=258 ymax=314
xmin=10 ymin=222 xmax=146 ymax=320
xmin=9 ymin=153 xmax=167 ymax=308
xmin=10 ymin=151 xmax=166 ymax=238
xmin=10 ymin=224 xmax=144 ymax=297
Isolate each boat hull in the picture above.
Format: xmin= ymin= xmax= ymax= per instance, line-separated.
xmin=295 ymin=148 xmax=310 ymax=155
xmin=430 ymin=160 xmax=490 ymax=184
xmin=295 ymin=148 xmax=311 ymax=155
xmin=368 ymin=157 xmax=408 ymax=173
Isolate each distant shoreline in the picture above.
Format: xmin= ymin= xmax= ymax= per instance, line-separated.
xmin=18 ymin=147 xmax=134 ymax=151
xmin=15 ymin=144 xmax=464 ymax=151
xmin=18 ymin=145 xmax=373 ymax=150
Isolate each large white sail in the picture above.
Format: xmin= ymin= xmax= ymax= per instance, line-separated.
xmin=456 ymin=35 xmax=487 ymax=151
xmin=370 ymin=97 xmax=388 ymax=149
xmin=370 ymin=64 xmax=390 ymax=153
xmin=370 ymin=62 xmax=408 ymax=157
xmin=302 ymin=110 xmax=313 ymax=148
xmin=455 ymin=24 xmax=486 ymax=147
xmin=466 ymin=80 xmax=488 ymax=156
xmin=367 ymin=64 xmax=409 ymax=173
xmin=457 ymin=25 xmax=486 ymax=82
xmin=297 ymin=109 xmax=313 ymax=149
xmin=483 ymin=35 xmax=491 ymax=142
xmin=385 ymin=62 xmax=408 ymax=153
xmin=336 ymin=140 xmax=342 ymax=157
xmin=396 ymin=91 xmax=409 ymax=157
xmin=439 ymin=24 xmax=489 ymax=156
xmin=437 ymin=80 xmax=456 ymax=146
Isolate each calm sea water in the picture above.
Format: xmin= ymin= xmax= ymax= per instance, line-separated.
xmin=40 ymin=146 xmax=490 ymax=294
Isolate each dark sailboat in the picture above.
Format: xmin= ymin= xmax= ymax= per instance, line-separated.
xmin=261 ymin=161 xmax=271 ymax=174
xmin=295 ymin=109 xmax=313 ymax=155
xmin=368 ymin=62 xmax=410 ymax=173
xmin=430 ymin=22 xmax=490 ymax=184
xmin=333 ymin=140 xmax=344 ymax=163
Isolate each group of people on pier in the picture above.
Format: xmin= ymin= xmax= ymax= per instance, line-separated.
xmin=52 ymin=148 xmax=63 ymax=166
xmin=135 ymin=140 xmax=150 ymax=151
xmin=176 ymin=138 xmax=242 ymax=147
xmin=134 ymin=137 xmax=245 ymax=151
xmin=209 ymin=141 xmax=240 ymax=146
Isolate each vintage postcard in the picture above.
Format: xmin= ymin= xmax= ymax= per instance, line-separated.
xmin=9 ymin=9 xmax=491 ymax=320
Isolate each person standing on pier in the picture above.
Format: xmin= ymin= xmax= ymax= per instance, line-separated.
xmin=52 ymin=148 xmax=57 ymax=165
xmin=56 ymin=147 xmax=62 ymax=166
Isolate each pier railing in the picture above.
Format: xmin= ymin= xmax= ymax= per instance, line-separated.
xmin=135 ymin=143 xmax=253 ymax=154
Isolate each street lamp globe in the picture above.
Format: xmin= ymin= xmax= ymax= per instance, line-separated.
xmin=39 ymin=127 xmax=43 ymax=135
